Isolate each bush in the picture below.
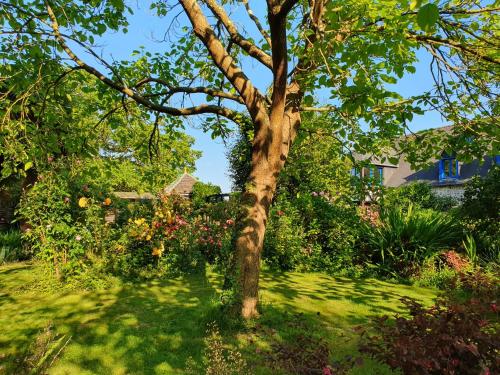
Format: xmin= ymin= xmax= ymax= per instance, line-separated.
xmin=383 ymin=182 xmax=458 ymax=212
xmin=362 ymin=205 xmax=462 ymax=278
xmin=106 ymin=194 xmax=236 ymax=278
xmin=460 ymin=166 xmax=500 ymax=261
xmin=191 ymin=182 xmax=222 ymax=209
xmin=361 ymin=294 xmax=499 ymax=375
xmin=263 ymin=198 xmax=306 ymax=271
xmin=263 ymin=193 xmax=363 ymax=273
xmin=17 ymin=161 xmax=115 ymax=278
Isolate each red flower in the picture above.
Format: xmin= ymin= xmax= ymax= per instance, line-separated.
xmin=490 ymin=303 xmax=497 ymax=312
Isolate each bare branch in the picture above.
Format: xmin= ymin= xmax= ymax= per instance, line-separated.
xmin=134 ymin=78 xmax=245 ymax=104
xmin=241 ymin=0 xmax=272 ymax=47
xmin=202 ymin=0 xmax=273 ymax=69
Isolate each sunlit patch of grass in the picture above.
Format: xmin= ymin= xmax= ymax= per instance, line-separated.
xmin=0 ymin=262 xmax=437 ymax=374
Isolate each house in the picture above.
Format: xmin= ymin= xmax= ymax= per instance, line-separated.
xmin=164 ymin=169 xmax=198 ymax=198
xmin=354 ymin=125 xmax=499 ymax=200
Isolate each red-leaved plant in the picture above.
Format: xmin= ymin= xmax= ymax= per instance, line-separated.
xmin=360 ymin=293 xmax=499 ymax=375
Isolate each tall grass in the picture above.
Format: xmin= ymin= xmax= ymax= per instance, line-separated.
xmin=0 ymin=229 xmax=23 ymax=263
xmin=365 ymin=205 xmax=462 ymax=277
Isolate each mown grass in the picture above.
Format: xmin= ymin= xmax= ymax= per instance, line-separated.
xmin=0 ymin=262 xmax=438 ymax=374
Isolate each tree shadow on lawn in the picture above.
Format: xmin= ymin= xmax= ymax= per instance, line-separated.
xmin=1 ymin=264 xmax=436 ymax=374
xmin=259 ymin=271 xmax=437 ymax=326
xmin=1 ymin=265 xmax=221 ymax=375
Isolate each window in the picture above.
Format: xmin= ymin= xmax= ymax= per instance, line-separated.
xmin=352 ymin=166 xmax=383 ymax=185
xmin=439 ymin=156 xmax=459 ymax=181
xmin=361 ymin=166 xmax=384 ymax=185
xmin=376 ymin=166 xmax=384 ymax=185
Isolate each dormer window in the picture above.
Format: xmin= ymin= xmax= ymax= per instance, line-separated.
xmin=439 ymin=154 xmax=458 ymax=181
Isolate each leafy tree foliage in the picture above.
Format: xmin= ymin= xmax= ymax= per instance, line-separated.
xmin=191 ymin=181 xmax=222 ymax=209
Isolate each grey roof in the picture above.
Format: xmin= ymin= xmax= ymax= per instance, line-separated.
xmin=164 ymin=171 xmax=198 ymax=196
xmin=384 ymin=155 xmax=496 ymax=187
xmin=354 ymin=125 xmax=497 ymax=187
xmin=113 ymin=191 xmax=156 ymax=200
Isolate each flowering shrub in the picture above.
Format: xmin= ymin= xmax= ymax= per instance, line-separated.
xmin=17 ymin=162 xmax=115 ymax=279
xmin=107 ymin=195 xmax=236 ymax=276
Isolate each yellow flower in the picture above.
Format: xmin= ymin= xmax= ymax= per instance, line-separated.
xmin=78 ymin=197 xmax=88 ymax=208
xmin=152 ymin=243 xmax=164 ymax=257
xmin=146 ymin=234 xmax=152 ymax=241
xmin=103 ymin=197 xmax=112 ymax=206
xmin=134 ymin=218 xmax=146 ymax=226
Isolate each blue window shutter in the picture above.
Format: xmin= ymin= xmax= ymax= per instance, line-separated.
xmin=378 ymin=167 xmax=384 ymax=185
xmin=438 ymin=160 xmax=444 ymax=181
xmin=495 ymin=155 xmax=500 ymax=165
xmin=455 ymin=159 xmax=459 ymax=178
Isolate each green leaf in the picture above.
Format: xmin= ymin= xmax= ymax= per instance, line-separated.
xmin=417 ymin=3 xmax=439 ymax=31
xmin=410 ymin=0 xmax=422 ymax=10
xmin=24 ymin=161 xmax=33 ymax=171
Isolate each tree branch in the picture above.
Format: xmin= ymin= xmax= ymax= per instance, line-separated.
xmin=407 ymin=31 xmax=500 ymax=65
xmin=202 ymin=0 xmax=273 ymax=69
xmin=134 ymin=78 xmax=244 ymax=104
xmin=179 ymin=0 xmax=268 ymax=122
xmin=241 ymin=0 xmax=272 ymax=47
xmin=45 ymin=1 xmax=244 ymax=124
xmin=278 ymin=0 xmax=300 ymax=17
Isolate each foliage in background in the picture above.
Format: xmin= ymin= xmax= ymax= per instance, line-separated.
xmin=460 ymin=166 xmax=500 ymax=261
xmin=264 ymin=192 xmax=363 ymax=274
xmin=191 ymin=182 xmax=222 ymax=209
xmin=0 ymin=229 xmax=25 ymax=263
xmin=382 ymin=182 xmax=457 ymax=212
xmin=17 ymin=158 xmax=117 ymax=278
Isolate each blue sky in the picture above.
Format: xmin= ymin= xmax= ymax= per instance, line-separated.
xmin=81 ymin=1 xmax=446 ymax=192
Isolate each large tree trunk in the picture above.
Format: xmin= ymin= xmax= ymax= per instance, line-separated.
xmin=235 ymin=156 xmax=280 ymax=318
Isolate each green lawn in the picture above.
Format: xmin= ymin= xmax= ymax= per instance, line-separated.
xmin=0 ymin=262 xmax=438 ymax=374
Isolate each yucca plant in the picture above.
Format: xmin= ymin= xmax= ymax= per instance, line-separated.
xmin=0 ymin=229 xmax=23 ymax=263
xmin=365 ymin=205 xmax=462 ymax=277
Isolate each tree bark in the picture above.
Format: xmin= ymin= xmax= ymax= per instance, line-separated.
xmin=235 ymin=129 xmax=281 ymax=318
xmin=233 ymin=5 xmax=301 ymax=319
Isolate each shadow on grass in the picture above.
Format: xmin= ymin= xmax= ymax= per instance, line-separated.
xmin=0 ymin=263 xmax=435 ymax=374
xmin=0 ymin=264 xmax=221 ymax=374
